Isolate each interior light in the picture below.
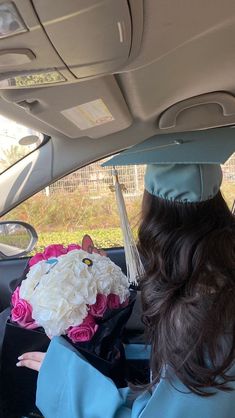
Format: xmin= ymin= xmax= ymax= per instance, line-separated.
xmin=0 ymin=2 xmax=27 ymax=39
xmin=0 ymin=69 xmax=66 ymax=88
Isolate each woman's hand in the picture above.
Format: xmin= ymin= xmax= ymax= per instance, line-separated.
xmin=16 ymin=351 xmax=46 ymax=371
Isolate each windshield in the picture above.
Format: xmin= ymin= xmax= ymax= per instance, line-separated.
xmin=0 ymin=115 xmax=44 ymax=173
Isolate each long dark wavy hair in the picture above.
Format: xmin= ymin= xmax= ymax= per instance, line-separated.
xmin=138 ymin=190 xmax=235 ymax=396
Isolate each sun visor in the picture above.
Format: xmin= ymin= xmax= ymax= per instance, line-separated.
xmin=2 ymin=76 xmax=132 ymax=139
xmin=102 ymin=127 xmax=235 ymax=166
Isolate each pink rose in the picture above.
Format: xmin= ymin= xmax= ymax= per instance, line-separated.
xmin=29 ymin=252 xmax=45 ymax=267
xmin=67 ymin=315 xmax=98 ymax=343
xmin=29 ymin=244 xmax=67 ymax=267
xmin=89 ymin=294 xmax=107 ymax=317
xmin=67 ymin=244 xmax=82 ymax=252
xmin=107 ymin=294 xmax=121 ymax=309
xmin=11 ymin=286 xmax=20 ymax=307
xmin=44 ymin=244 xmax=67 ymax=259
xmin=11 ymin=299 xmax=38 ymax=330
xmin=29 ymin=244 xmax=82 ymax=267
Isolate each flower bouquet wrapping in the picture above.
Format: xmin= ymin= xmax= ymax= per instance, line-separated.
xmin=1 ymin=237 xmax=136 ymax=417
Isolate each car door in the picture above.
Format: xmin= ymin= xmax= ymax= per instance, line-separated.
xmin=0 ymin=257 xmax=29 ymax=312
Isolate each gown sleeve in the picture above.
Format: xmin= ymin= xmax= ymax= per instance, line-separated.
xmin=36 ymin=337 xmax=235 ymax=418
xmin=36 ymin=337 xmax=151 ymax=418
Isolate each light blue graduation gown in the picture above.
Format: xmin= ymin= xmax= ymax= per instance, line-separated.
xmin=36 ymin=337 xmax=235 ymax=418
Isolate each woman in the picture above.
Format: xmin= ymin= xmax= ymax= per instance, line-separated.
xmin=18 ymin=163 xmax=235 ymax=418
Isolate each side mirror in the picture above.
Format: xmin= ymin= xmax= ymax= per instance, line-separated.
xmin=0 ymin=221 xmax=38 ymax=259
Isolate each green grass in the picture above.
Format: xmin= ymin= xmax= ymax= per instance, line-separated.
xmin=0 ymin=235 xmax=30 ymax=247
xmin=34 ymin=228 xmax=124 ymax=253
xmin=3 ymin=192 xmax=141 ymax=230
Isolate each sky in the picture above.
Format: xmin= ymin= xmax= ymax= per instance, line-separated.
xmin=0 ymin=114 xmax=40 ymax=158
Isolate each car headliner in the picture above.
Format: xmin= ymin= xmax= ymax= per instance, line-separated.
xmin=0 ymin=0 xmax=234 ymax=215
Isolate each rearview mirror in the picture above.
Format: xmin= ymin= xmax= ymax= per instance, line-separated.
xmin=0 ymin=221 xmax=38 ymax=259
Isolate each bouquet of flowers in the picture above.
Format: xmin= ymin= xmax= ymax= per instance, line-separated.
xmin=2 ymin=236 xmax=135 ymax=417
xmin=10 ymin=236 xmax=131 ymax=345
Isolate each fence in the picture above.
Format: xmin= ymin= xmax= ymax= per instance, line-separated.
xmin=45 ymin=154 xmax=235 ymax=198
xmin=46 ymin=161 xmax=146 ymax=198
xmin=222 ymin=153 xmax=235 ymax=182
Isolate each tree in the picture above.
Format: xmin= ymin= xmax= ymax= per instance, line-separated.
xmin=0 ymin=145 xmax=28 ymax=171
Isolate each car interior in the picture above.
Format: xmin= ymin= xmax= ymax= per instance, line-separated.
xmin=0 ymin=1 xmax=234 ymax=417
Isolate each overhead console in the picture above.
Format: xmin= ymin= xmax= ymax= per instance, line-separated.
xmin=0 ymin=0 xmax=143 ymax=138
xmin=0 ymin=0 xmax=143 ymax=88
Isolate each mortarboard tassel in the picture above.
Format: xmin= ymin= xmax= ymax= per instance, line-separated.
xmin=112 ymin=168 xmax=145 ymax=285
xmin=232 ymin=199 xmax=235 ymax=215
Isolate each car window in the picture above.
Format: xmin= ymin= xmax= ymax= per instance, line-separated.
xmin=222 ymin=153 xmax=235 ymax=209
xmin=2 ymin=155 xmax=235 ymax=253
xmin=0 ymin=115 xmax=44 ymax=173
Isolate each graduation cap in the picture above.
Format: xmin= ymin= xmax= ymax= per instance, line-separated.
xmin=103 ymin=127 xmax=235 ymax=284
xmin=103 ymin=126 xmax=235 ymax=166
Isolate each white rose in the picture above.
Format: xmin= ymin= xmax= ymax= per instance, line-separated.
xmin=24 ymin=249 xmax=130 ymax=337
xmin=19 ymin=261 xmax=49 ymax=301
xmin=32 ymin=297 xmax=88 ymax=336
xmin=110 ymin=268 xmax=130 ymax=303
xmin=28 ymin=251 xmax=98 ymax=336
